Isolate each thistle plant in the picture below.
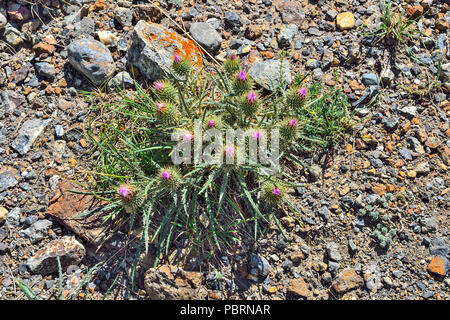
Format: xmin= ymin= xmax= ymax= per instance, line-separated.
xmin=86 ymin=52 xmax=353 ymax=266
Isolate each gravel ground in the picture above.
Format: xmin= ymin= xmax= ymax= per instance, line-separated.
xmin=0 ymin=0 xmax=449 ymax=300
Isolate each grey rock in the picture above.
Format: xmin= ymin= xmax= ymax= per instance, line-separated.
xmin=430 ymin=237 xmax=448 ymax=257
xmin=73 ymin=17 xmax=95 ymax=38
xmin=6 ymin=207 xmax=21 ymax=227
xmin=363 ymin=263 xmax=382 ymax=292
xmin=55 ymin=125 xmax=65 ymax=138
xmin=128 ymin=21 xmax=202 ymax=82
xmin=414 ymin=162 xmax=430 ymax=174
xmin=0 ymin=13 xmax=6 ymax=29
xmin=326 ymin=242 xmax=342 ymax=262
xmin=1 ymin=90 xmax=25 ymax=117
xmin=362 ymin=73 xmax=378 ymax=85
xmin=278 ymin=24 xmax=298 ymax=48
xmin=206 ymin=18 xmax=220 ymax=30
xmin=0 ymin=171 xmax=18 ymax=192
xmin=382 ymin=117 xmax=399 ymax=131
xmin=68 ymin=38 xmax=116 ymax=85
xmin=248 ymin=59 xmax=291 ymax=91
xmin=3 ymin=23 xmax=23 ymax=46
xmin=380 ymin=69 xmax=394 ymax=85
xmin=181 ymin=8 xmax=199 ymax=21
xmin=399 ymin=148 xmax=412 ymax=161
xmin=399 ymin=106 xmax=417 ymax=118
xmin=392 ymin=270 xmax=403 ymax=278
xmin=114 ymin=7 xmax=133 ymax=27
xmin=249 ymin=254 xmax=271 ymax=278
xmin=407 ymin=136 xmax=424 ymax=154
xmin=440 ymin=63 xmax=450 ymax=83
xmin=18 ymin=220 xmax=52 ymax=243
xmin=294 ymin=36 xmax=302 ymax=49
xmin=328 ymin=261 xmax=340 ymax=276
xmin=348 ymin=239 xmax=358 ymax=254
xmin=107 ymin=71 xmax=134 ymax=91
xmin=306 ymin=59 xmax=320 ymax=70
xmin=34 ymin=62 xmax=56 ymax=79
xmin=366 ymin=194 xmax=380 ymax=205
xmin=422 ymin=290 xmax=435 ymax=299
xmin=317 ymin=206 xmax=330 ymax=221
xmin=27 ymin=236 xmax=85 ymax=275
xmin=189 ymin=22 xmax=222 ymax=54
xmin=10 ymin=118 xmax=51 ymax=155
xmin=224 ymin=12 xmax=242 ymax=29
xmin=420 ymin=216 xmax=437 ymax=233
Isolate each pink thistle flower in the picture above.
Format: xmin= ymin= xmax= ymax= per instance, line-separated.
xmin=207 ymin=120 xmax=216 ymax=127
xmin=154 ymin=81 xmax=164 ymax=91
xmin=225 ymin=146 xmax=235 ymax=157
xmin=252 ymin=131 xmax=261 ymax=140
xmin=237 ymin=70 xmax=247 ymax=81
xmin=118 ymin=184 xmax=134 ymax=200
xmin=246 ymin=92 xmax=257 ymax=103
xmin=182 ymin=132 xmax=193 ymax=142
xmin=161 ymin=170 xmax=172 ymax=180
xmin=288 ymin=118 xmax=298 ymax=128
xmin=272 ymin=187 xmax=281 ymax=196
xmin=155 ymin=102 xmax=167 ymax=113
xmin=296 ymin=87 xmax=307 ymax=98
xmin=229 ymin=54 xmax=237 ymax=61
xmin=173 ymin=54 xmax=182 ymax=63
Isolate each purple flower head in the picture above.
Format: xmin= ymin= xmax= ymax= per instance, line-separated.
xmin=246 ymin=92 xmax=257 ymax=103
xmin=229 ymin=54 xmax=237 ymax=61
xmin=154 ymin=81 xmax=164 ymax=91
xmin=118 ymin=184 xmax=134 ymax=200
xmin=296 ymin=87 xmax=307 ymax=99
xmin=272 ymin=187 xmax=281 ymax=196
xmin=225 ymin=146 xmax=235 ymax=157
xmin=237 ymin=70 xmax=247 ymax=81
xmin=207 ymin=120 xmax=216 ymax=128
xmin=161 ymin=170 xmax=172 ymax=180
xmin=173 ymin=54 xmax=182 ymax=63
xmin=288 ymin=118 xmax=298 ymax=128
xmin=252 ymin=131 xmax=261 ymax=140
xmin=182 ymin=132 xmax=193 ymax=142
xmin=155 ymin=102 xmax=166 ymax=113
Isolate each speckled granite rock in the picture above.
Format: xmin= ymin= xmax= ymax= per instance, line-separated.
xmin=26 ymin=236 xmax=85 ymax=275
xmin=67 ymin=38 xmax=116 ymax=85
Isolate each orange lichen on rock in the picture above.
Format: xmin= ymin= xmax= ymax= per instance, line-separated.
xmin=142 ymin=22 xmax=204 ymax=69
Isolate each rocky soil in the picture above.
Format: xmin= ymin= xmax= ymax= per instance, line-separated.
xmin=0 ymin=0 xmax=449 ymax=300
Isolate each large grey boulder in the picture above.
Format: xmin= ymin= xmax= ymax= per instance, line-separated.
xmin=127 ymin=20 xmax=204 ymax=81
xmin=189 ymin=22 xmax=222 ymax=53
xmin=68 ymin=38 xmax=116 ymax=85
xmin=248 ymin=59 xmax=292 ymax=91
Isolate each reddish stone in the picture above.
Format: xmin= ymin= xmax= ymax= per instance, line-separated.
xmin=287 ymin=278 xmax=311 ymax=299
xmin=427 ymin=256 xmax=448 ymax=277
xmin=332 ymin=269 xmax=363 ymax=293
xmin=406 ymin=5 xmax=424 ymax=19
xmin=279 ymin=1 xmax=306 ymax=26
xmin=144 ymin=264 xmax=207 ymax=299
xmin=439 ymin=145 xmax=450 ymax=165
xmin=46 ymin=180 xmax=110 ymax=246
xmin=290 ymin=251 xmax=305 ymax=264
xmin=33 ymin=42 xmax=56 ymax=55
xmin=372 ymin=183 xmax=386 ymax=196
xmin=7 ymin=2 xmax=31 ymax=22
